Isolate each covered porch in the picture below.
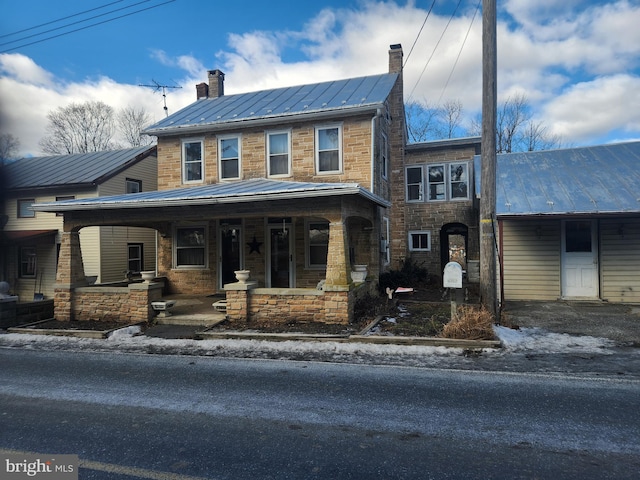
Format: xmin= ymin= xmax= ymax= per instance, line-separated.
xmin=35 ymin=179 xmax=390 ymax=325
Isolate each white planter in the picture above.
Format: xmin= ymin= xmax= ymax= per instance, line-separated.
xmin=351 ymin=265 xmax=368 ymax=283
xmin=140 ymin=271 xmax=156 ymax=283
xmin=234 ymin=270 xmax=251 ymax=283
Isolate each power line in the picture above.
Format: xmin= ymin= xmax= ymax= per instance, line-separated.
xmin=403 ymin=0 xmax=437 ymax=68
xmin=0 ymin=0 xmax=126 ymax=40
xmin=0 ymin=0 xmax=156 ymax=48
xmin=0 ymin=0 xmax=175 ymax=54
xmin=407 ymin=0 xmax=463 ymax=102
xmin=436 ymin=0 xmax=481 ymax=105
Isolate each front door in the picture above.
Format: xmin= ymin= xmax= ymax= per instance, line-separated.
xmin=267 ymin=223 xmax=293 ymax=288
xmin=562 ymin=220 xmax=598 ymax=298
xmin=219 ymin=220 xmax=242 ymax=289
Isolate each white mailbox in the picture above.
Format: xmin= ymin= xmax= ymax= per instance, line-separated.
xmin=443 ymin=262 xmax=463 ymax=289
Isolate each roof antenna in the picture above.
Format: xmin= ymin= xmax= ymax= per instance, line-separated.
xmin=138 ymin=80 xmax=182 ymax=117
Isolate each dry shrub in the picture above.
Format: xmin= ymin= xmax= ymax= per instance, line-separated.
xmin=441 ymin=305 xmax=495 ymax=340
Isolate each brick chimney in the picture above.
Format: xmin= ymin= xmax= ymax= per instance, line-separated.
xmin=196 ymin=82 xmax=209 ymax=99
xmin=389 ymin=44 xmax=403 ymax=74
xmin=208 ymin=69 xmax=225 ymax=98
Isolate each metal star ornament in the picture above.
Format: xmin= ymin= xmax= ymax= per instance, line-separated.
xmin=247 ymin=236 xmax=263 ymax=254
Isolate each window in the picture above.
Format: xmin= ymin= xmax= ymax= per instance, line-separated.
xmin=182 ymin=139 xmax=204 ymax=183
xmin=128 ymin=243 xmax=144 ymax=273
xmin=126 ymin=178 xmax=142 ymax=193
xmin=267 ymin=131 xmax=290 ymax=177
xmin=382 ymin=216 xmax=390 ymax=265
xmin=20 ymin=247 xmax=37 ymax=277
xmin=381 ymin=132 xmax=389 ymax=179
xmin=406 ymin=166 xmax=423 ymax=201
xmin=18 ymin=199 xmax=35 ymax=218
xmin=408 ymin=231 xmax=431 ymax=252
xmin=175 ymin=226 xmax=207 ymax=267
xmin=307 ymin=221 xmax=329 ymax=268
xmin=316 ymin=125 xmax=342 ymax=173
xmin=406 ymin=162 xmax=470 ymax=202
xmin=55 ymin=196 xmax=74 ymax=216
xmin=219 ymin=136 xmax=240 ymax=180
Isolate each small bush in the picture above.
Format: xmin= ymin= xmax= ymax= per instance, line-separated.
xmin=378 ymin=259 xmax=428 ymax=294
xmin=442 ymin=305 xmax=495 ymax=340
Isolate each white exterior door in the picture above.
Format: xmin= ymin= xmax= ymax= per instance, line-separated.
xmin=562 ymin=220 xmax=598 ymax=298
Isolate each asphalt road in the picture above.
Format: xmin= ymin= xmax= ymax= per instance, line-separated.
xmin=1 ymin=348 xmax=639 ymax=479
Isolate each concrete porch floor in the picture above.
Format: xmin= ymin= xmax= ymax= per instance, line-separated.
xmin=153 ymin=294 xmax=227 ymax=327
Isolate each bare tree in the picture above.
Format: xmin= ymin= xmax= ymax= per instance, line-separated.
xmin=0 ymin=133 xmax=20 ymax=164
xmin=496 ymin=93 xmax=531 ymax=153
xmin=435 ymin=99 xmax=464 ymax=139
xmin=522 ymin=120 xmax=564 ymax=152
xmin=39 ymin=101 xmax=117 ymax=154
xmin=117 ymin=106 xmax=154 ymax=147
xmin=405 ymin=100 xmax=442 ymax=143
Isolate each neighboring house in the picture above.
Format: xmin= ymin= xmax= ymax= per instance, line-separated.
xmin=475 ymin=141 xmax=640 ymax=303
xmin=1 ymin=146 xmax=158 ymax=301
xmin=33 ymin=45 xmax=407 ymax=324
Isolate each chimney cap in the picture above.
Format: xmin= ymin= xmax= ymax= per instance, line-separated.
xmin=389 ymin=44 xmax=402 ymax=50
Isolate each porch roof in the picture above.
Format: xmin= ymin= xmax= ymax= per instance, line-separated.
xmin=1 ymin=230 xmax=57 ymax=245
xmin=474 ymin=141 xmax=640 ymax=217
xmin=32 ymin=178 xmax=390 ymax=212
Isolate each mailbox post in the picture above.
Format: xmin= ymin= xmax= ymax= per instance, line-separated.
xmin=443 ymin=262 xmax=463 ymax=319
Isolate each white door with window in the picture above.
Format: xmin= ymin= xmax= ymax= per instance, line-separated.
xmin=561 ymin=220 xmax=598 ymax=298
xmin=267 ymin=224 xmax=294 ymax=288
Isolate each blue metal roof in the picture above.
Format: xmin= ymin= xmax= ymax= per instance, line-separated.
xmin=33 ymin=178 xmax=390 ymax=212
xmin=144 ymin=73 xmax=398 ymax=135
xmin=5 ymin=146 xmax=156 ymax=190
xmin=474 ymin=141 xmax=640 ymax=216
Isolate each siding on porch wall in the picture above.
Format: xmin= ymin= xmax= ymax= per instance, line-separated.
xmin=600 ymin=218 xmax=640 ymax=303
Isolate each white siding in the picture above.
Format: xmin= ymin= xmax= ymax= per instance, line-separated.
xmin=501 ymin=219 xmax=561 ymax=301
xmin=600 ymin=218 xmax=640 ymax=303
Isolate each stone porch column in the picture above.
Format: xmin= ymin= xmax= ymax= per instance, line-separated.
xmin=54 ymin=231 xmax=86 ymax=321
xmin=324 ymin=221 xmax=351 ymax=288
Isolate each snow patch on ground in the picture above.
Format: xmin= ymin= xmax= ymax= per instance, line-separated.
xmin=494 ymin=325 xmax=615 ymax=354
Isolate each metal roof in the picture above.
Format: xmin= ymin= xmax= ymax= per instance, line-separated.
xmin=144 ymin=73 xmax=399 ymax=136
xmin=4 ymin=146 xmax=156 ymax=190
xmin=474 ymin=141 xmax=640 ymax=216
xmin=33 ymin=178 xmax=390 ymax=212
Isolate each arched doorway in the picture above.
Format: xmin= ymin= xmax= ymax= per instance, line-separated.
xmin=440 ymin=223 xmax=468 ymax=274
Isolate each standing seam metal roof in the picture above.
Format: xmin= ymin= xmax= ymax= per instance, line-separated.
xmin=144 ymin=73 xmax=398 ymax=135
xmin=4 ymin=146 xmax=156 ymax=190
xmin=474 ymin=141 xmax=640 ymax=216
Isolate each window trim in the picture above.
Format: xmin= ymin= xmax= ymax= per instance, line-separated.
xmin=266 ymin=130 xmax=291 ymax=178
xmin=315 ymin=124 xmax=343 ymax=174
xmin=126 ymin=178 xmax=142 ymax=193
xmin=427 ymin=164 xmax=446 ymax=201
xmin=405 ymin=166 xmax=424 ymax=202
xmin=305 ymin=219 xmax=329 ymax=269
xmin=174 ymin=225 xmax=208 ymax=269
xmin=181 ymin=138 xmax=204 ymax=184
xmin=218 ymin=134 xmax=242 ymax=180
xmin=17 ymin=198 xmax=36 ymax=218
xmin=20 ymin=246 xmax=37 ymax=278
xmin=408 ymin=230 xmax=431 ymax=252
xmin=448 ymin=161 xmax=470 ymax=200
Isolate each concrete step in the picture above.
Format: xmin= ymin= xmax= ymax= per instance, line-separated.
xmin=156 ymin=312 xmax=227 ymax=327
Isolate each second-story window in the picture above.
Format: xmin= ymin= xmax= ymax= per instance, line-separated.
xmin=316 ymin=125 xmax=342 ymax=174
xmin=267 ymin=131 xmax=290 ymax=177
xmin=219 ymin=136 xmax=241 ymax=180
xmin=406 ymin=166 xmax=423 ymax=202
xmin=182 ymin=139 xmax=204 ymax=183
xmin=18 ymin=199 xmax=35 ymax=218
xmin=126 ymin=178 xmax=142 ymax=193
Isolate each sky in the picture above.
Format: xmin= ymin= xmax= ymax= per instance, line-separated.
xmin=1 ymin=0 xmax=639 ymax=158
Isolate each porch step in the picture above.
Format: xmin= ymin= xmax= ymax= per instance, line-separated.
xmin=156 ymin=312 xmax=227 ymax=327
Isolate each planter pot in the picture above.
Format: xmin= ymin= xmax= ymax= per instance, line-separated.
xmin=140 ymin=271 xmax=156 ymax=283
xmin=351 ymin=265 xmax=368 ymax=283
xmin=234 ymin=270 xmax=251 ymax=283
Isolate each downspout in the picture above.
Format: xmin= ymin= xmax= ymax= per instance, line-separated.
xmin=370 ymin=110 xmax=381 ymax=193
xmin=498 ymin=218 xmax=504 ymax=308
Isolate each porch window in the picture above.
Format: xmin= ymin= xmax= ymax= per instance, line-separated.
xmin=408 ymin=231 xmax=431 ymax=252
xmin=128 ymin=243 xmax=143 ymax=273
xmin=219 ymin=136 xmax=241 ymax=180
xmin=182 ymin=139 xmax=204 ymax=183
xmin=18 ymin=198 xmax=35 ymax=218
xmin=406 ymin=166 xmax=423 ymax=201
xmin=267 ymin=131 xmax=290 ymax=177
xmin=307 ymin=221 xmax=329 ymax=268
xmin=20 ymin=246 xmax=37 ymax=277
xmin=175 ymin=226 xmax=207 ymax=267
xmin=316 ymin=125 xmax=342 ymax=173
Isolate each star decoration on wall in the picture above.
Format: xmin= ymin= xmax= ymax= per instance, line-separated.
xmin=247 ymin=236 xmax=263 ymax=254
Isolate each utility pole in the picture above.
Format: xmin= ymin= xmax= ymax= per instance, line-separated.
xmin=139 ymin=80 xmax=182 ymax=117
xmin=480 ymin=0 xmax=498 ymax=318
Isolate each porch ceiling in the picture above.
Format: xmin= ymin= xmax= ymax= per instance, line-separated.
xmin=32 ymin=178 xmax=390 ymax=213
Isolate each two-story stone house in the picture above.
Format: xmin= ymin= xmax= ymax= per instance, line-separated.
xmin=34 ymin=45 xmax=413 ymax=325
